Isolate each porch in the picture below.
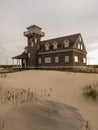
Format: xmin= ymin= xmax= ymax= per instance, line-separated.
xmin=12 ymin=52 xmax=28 ymax=68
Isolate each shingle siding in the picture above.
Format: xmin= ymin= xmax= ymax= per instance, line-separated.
xmin=13 ymin=25 xmax=87 ymax=69
xmin=37 ymin=51 xmax=73 ymax=67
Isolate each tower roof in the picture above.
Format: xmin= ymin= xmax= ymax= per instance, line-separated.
xmin=26 ymin=25 xmax=42 ymax=30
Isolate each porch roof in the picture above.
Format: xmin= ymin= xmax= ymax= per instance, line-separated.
xmin=12 ymin=52 xmax=28 ymax=59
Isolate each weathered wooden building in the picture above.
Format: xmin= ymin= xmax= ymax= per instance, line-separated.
xmin=13 ymin=25 xmax=87 ymax=69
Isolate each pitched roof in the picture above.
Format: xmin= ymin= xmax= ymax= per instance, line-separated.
xmin=12 ymin=52 xmax=28 ymax=59
xmin=27 ymin=25 xmax=42 ymax=30
xmin=38 ymin=33 xmax=81 ymax=52
xmin=41 ymin=33 xmax=80 ymax=44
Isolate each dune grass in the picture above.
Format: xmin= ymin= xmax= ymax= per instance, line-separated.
xmin=82 ymin=82 xmax=98 ymax=100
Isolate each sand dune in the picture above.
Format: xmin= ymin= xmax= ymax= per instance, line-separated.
xmin=0 ymin=98 xmax=85 ymax=130
xmin=0 ymin=70 xmax=98 ymax=129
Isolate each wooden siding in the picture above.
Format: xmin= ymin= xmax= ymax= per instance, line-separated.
xmin=37 ymin=51 xmax=73 ymax=67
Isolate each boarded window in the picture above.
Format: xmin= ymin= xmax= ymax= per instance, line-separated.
xmin=38 ymin=58 xmax=41 ymax=64
xmin=45 ymin=57 xmax=51 ymax=63
xmin=55 ymin=57 xmax=59 ymax=63
xmin=28 ymin=53 xmax=31 ymax=58
xmin=65 ymin=56 xmax=69 ymax=62
xmin=74 ymin=56 xmax=78 ymax=62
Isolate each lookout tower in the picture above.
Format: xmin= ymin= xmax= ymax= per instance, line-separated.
xmin=24 ymin=25 xmax=45 ymax=68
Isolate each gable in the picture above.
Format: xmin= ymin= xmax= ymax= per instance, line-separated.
xmin=38 ymin=33 xmax=87 ymax=53
xmin=73 ymin=34 xmax=87 ymax=53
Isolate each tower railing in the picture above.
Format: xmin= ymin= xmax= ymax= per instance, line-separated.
xmin=24 ymin=30 xmax=45 ymax=37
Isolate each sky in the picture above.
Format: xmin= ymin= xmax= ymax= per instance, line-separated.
xmin=0 ymin=0 xmax=98 ymax=65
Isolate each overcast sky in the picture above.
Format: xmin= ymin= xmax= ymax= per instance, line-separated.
xmin=0 ymin=0 xmax=98 ymax=65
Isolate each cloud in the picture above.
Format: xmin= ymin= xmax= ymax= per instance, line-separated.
xmin=0 ymin=0 xmax=98 ymax=64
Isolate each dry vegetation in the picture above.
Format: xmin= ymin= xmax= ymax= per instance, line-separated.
xmin=82 ymin=82 xmax=98 ymax=100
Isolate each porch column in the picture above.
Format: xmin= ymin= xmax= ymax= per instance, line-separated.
xmin=19 ymin=59 xmax=21 ymax=67
xmin=25 ymin=59 xmax=26 ymax=68
xmin=17 ymin=59 xmax=18 ymax=68
xmin=12 ymin=59 xmax=14 ymax=67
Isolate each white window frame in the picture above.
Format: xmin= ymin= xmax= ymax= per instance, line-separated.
xmin=38 ymin=58 xmax=41 ymax=64
xmin=53 ymin=41 xmax=58 ymax=49
xmin=45 ymin=57 xmax=51 ymax=63
xmin=65 ymin=56 xmax=69 ymax=63
xmin=55 ymin=57 xmax=59 ymax=63
xmin=35 ymin=38 xmax=37 ymax=43
xmin=81 ymin=44 xmax=83 ymax=50
xmin=74 ymin=56 xmax=78 ymax=62
xmin=83 ymin=57 xmax=86 ymax=63
xmin=78 ymin=43 xmax=81 ymax=49
xmin=64 ymin=39 xmax=70 ymax=48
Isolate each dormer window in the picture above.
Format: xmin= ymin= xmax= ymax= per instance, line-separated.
xmin=53 ymin=41 xmax=58 ymax=49
xmin=45 ymin=43 xmax=49 ymax=50
xmin=63 ymin=39 xmax=70 ymax=48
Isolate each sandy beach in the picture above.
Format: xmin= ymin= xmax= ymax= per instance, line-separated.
xmin=0 ymin=70 xmax=98 ymax=130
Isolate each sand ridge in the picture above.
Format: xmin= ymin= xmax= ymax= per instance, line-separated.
xmin=0 ymin=70 xmax=98 ymax=129
xmin=0 ymin=98 xmax=85 ymax=130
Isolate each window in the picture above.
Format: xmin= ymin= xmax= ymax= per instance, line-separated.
xmin=74 ymin=56 xmax=78 ymax=62
xmin=31 ymin=42 xmax=34 ymax=47
xmin=38 ymin=58 xmax=41 ymax=64
xmin=53 ymin=41 xmax=58 ymax=49
xmin=55 ymin=57 xmax=59 ymax=63
xmin=78 ymin=43 xmax=81 ymax=49
xmin=35 ymin=38 xmax=37 ymax=43
xmin=65 ymin=56 xmax=69 ymax=62
xmin=45 ymin=57 xmax=51 ymax=63
xmin=81 ymin=45 xmax=83 ymax=50
xmin=45 ymin=43 xmax=49 ymax=50
xmin=64 ymin=39 xmax=70 ymax=48
xmin=28 ymin=53 xmax=31 ymax=58
xmin=83 ymin=57 xmax=86 ymax=63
